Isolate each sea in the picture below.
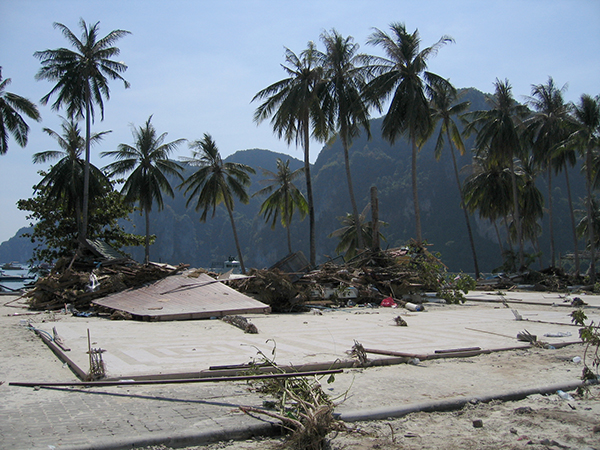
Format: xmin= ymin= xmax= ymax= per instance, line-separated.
xmin=0 ymin=264 xmax=37 ymax=293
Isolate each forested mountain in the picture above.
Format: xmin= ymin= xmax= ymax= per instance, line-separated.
xmin=1 ymin=88 xmax=587 ymax=273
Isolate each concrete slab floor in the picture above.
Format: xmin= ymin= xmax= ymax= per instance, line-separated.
xmin=30 ymin=296 xmax=599 ymax=379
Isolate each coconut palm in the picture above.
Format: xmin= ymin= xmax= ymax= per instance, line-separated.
xmin=525 ymin=77 xmax=574 ymax=268
xmin=365 ymin=22 xmax=453 ymax=244
xmin=180 ymin=133 xmax=255 ymax=274
xmin=252 ymin=42 xmax=327 ymax=267
xmin=464 ymin=79 xmax=530 ymax=269
xmin=328 ymin=203 xmax=386 ymax=260
xmin=33 ymin=117 xmax=110 ymax=232
xmin=463 ymin=152 xmax=514 ymax=259
xmin=0 ymin=68 xmax=41 ymax=155
xmin=34 ymin=19 xmax=130 ymax=241
xmin=320 ymin=29 xmax=372 ymax=250
xmin=426 ymin=80 xmax=480 ymax=276
xmin=102 ymin=116 xmax=184 ymax=265
xmin=566 ymin=94 xmax=600 ymax=281
xmin=253 ymin=158 xmax=308 ymax=254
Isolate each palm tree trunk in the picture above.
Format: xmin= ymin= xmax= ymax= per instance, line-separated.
xmin=585 ymin=147 xmax=596 ymax=283
xmin=225 ymin=199 xmax=246 ymax=274
xmin=564 ymin=168 xmax=581 ymax=276
xmin=285 ymin=196 xmax=292 ymax=254
xmin=493 ymin=220 xmax=504 ymax=260
xmin=447 ymin=133 xmax=479 ymax=277
xmin=144 ymin=208 xmax=150 ymax=265
xmin=81 ymin=88 xmax=91 ymax=243
xmin=547 ymin=165 xmax=556 ymax=267
xmin=341 ymin=131 xmax=364 ymax=250
xmin=302 ymin=118 xmax=316 ymax=267
xmin=411 ymin=138 xmax=422 ymax=244
xmin=509 ymin=158 xmax=524 ymax=269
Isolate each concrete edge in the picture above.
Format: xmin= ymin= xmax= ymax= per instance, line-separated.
xmin=60 ymin=420 xmax=280 ymax=450
xmin=57 ymin=380 xmax=589 ymax=450
xmin=336 ymin=380 xmax=585 ymax=422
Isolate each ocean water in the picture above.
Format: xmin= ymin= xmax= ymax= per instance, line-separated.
xmin=0 ymin=265 xmax=36 ymax=292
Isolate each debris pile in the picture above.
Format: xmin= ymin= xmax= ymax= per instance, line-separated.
xmin=24 ymin=258 xmax=188 ymax=311
xmin=231 ymin=244 xmax=475 ymax=310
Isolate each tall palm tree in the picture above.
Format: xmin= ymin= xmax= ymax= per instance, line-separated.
xmin=427 ymin=81 xmax=480 ymax=276
xmin=102 ymin=116 xmax=184 ymax=265
xmin=464 ymin=79 xmax=530 ymax=269
xmin=253 ymin=158 xmax=308 ymax=254
xmin=365 ymin=22 xmax=453 ymax=244
xmin=320 ymin=29 xmax=372 ymax=250
xmin=567 ymin=94 xmax=600 ymax=282
xmin=463 ymin=152 xmax=514 ymax=259
xmin=525 ymin=77 xmax=573 ymax=268
xmin=0 ymin=67 xmax=41 ymax=154
xmin=33 ymin=117 xmax=110 ymax=232
xmin=34 ymin=19 xmax=130 ymax=241
xmin=180 ymin=133 xmax=255 ymax=274
xmin=253 ymin=42 xmax=327 ymax=267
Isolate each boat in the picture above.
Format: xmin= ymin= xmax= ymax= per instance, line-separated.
xmin=0 ymin=272 xmax=35 ymax=282
xmin=1 ymin=262 xmax=24 ymax=270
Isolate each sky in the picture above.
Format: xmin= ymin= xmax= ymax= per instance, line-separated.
xmin=0 ymin=0 xmax=599 ymax=244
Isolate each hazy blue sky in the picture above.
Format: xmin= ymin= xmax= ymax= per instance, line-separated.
xmin=0 ymin=0 xmax=598 ymax=244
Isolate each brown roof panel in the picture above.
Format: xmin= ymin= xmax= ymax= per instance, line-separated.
xmin=92 ymin=273 xmax=271 ymax=321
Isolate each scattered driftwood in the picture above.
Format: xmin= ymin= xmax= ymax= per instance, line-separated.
xmin=222 ymin=315 xmax=258 ymax=334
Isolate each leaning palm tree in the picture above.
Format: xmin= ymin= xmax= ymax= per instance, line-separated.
xmin=427 ymin=80 xmax=480 ymax=276
xmin=320 ymin=29 xmax=372 ymax=250
xmin=34 ymin=19 xmax=130 ymax=241
xmin=365 ymin=23 xmax=453 ymax=245
xmin=464 ymin=79 xmax=530 ymax=270
xmin=0 ymin=67 xmax=41 ymax=155
xmin=102 ymin=116 xmax=184 ymax=265
xmin=525 ymin=77 xmax=574 ymax=269
xmin=566 ymin=94 xmax=600 ymax=282
xmin=253 ymin=158 xmax=308 ymax=254
xmin=252 ymin=41 xmax=328 ymax=267
xmin=33 ymin=117 xmax=111 ymax=233
xmin=180 ymin=133 xmax=255 ymax=274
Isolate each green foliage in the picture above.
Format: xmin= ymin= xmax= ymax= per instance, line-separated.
xmin=17 ymin=182 xmax=143 ymax=265
xmin=570 ymin=309 xmax=599 ymax=387
xmin=406 ymin=242 xmax=475 ymax=304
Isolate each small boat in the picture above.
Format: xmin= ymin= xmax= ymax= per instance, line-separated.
xmin=0 ymin=269 xmax=35 ymax=282
xmin=1 ymin=262 xmax=24 ymax=270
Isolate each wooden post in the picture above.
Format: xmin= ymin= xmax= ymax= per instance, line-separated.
xmin=371 ymin=186 xmax=380 ymax=251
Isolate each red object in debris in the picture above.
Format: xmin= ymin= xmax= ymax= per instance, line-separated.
xmin=380 ymin=297 xmax=397 ymax=307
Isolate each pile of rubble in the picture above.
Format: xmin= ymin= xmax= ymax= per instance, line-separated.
xmin=230 ymin=244 xmax=475 ymax=311
xmin=23 ymin=239 xmax=190 ymax=311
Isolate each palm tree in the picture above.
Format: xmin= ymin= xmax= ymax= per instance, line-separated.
xmin=464 ymin=79 xmax=530 ymax=269
xmin=34 ymin=19 xmax=130 ymax=241
xmin=33 ymin=117 xmax=110 ymax=232
xmin=525 ymin=77 xmax=573 ymax=268
xmin=427 ymin=81 xmax=480 ymax=276
xmin=253 ymin=158 xmax=308 ymax=254
xmin=0 ymin=67 xmax=41 ymax=154
xmin=365 ymin=22 xmax=453 ymax=244
xmin=252 ymin=42 xmax=327 ymax=267
xmin=328 ymin=203 xmax=386 ymax=260
xmin=180 ymin=133 xmax=255 ymax=274
xmin=320 ymin=29 xmax=372 ymax=250
xmin=567 ymin=94 xmax=600 ymax=282
xmin=463 ymin=152 xmax=514 ymax=259
xmin=102 ymin=116 xmax=184 ymax=265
